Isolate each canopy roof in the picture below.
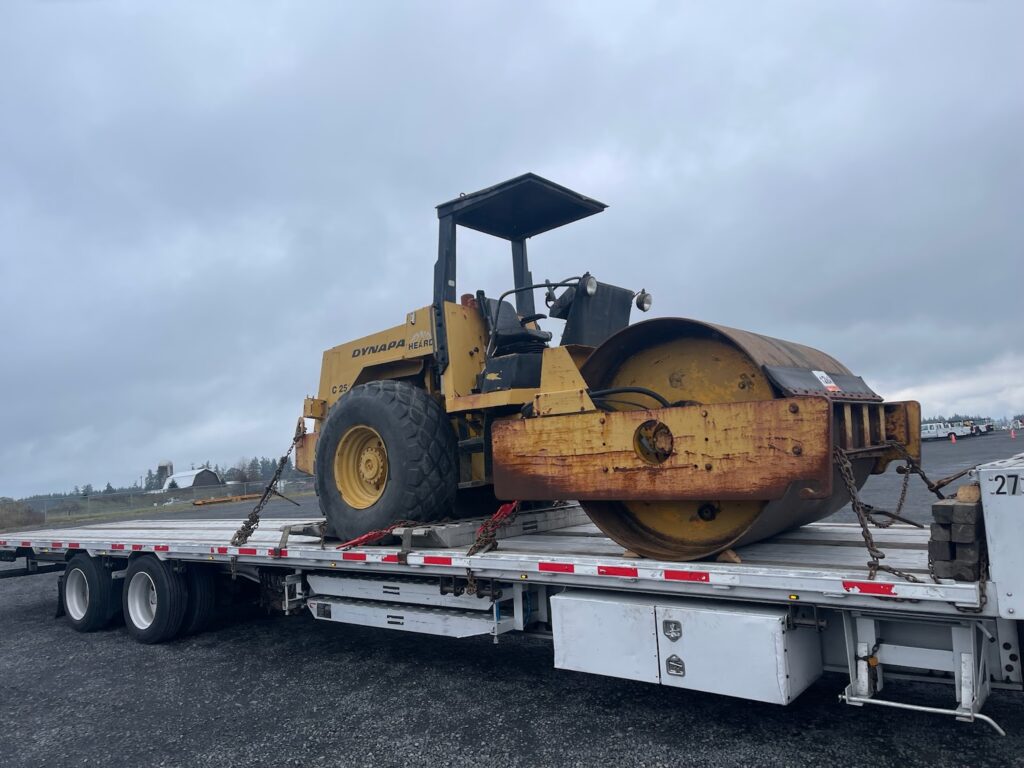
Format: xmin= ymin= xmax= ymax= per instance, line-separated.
xmin=436 ymin=172 xmax=606 ymax=241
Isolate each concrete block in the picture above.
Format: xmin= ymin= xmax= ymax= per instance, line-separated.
xmin=928 ymin=540 xmax=954 ymax=561
xmin=956 ymin=541 xmax=983 ymax=563
xmin=932 ymin=499 xmax=982 ymax=525
xmin=932 ymin=499 xmax=956 ymax=524
xmin=951 ymin=523 xmax=982 ymax=544
xmin=951 ymin=561 xmax=981 ymax=582
xmin=951 ymin=502 xmax=982 ymax=525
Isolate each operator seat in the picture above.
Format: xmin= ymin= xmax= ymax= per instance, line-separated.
xmin=478 ymin=295 xmax=551 ymax=357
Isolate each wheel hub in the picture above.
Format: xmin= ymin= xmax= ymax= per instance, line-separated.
xmin=358 ymin=445 xmax=385 ymax=486
xmin=334 ymin=425 xmax=389 ymax=509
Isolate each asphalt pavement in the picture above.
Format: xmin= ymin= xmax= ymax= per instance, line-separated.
xmin=1 ymin=431 xmax=1022 ymax=767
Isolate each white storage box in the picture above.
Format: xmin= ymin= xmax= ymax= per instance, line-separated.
xmin=552 ymin=590 xmax=822 ymax=704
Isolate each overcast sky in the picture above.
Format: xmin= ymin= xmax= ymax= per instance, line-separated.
xmin=1 ymin=1 xmax=1021 ymax=498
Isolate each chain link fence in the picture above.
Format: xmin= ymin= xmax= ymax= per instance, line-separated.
xmin=18 ymin=478 xmax=315 ymax=524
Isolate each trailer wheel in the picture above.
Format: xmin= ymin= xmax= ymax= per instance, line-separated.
xmin=122 ymin=555 xmax=188 ymax=644
xmin=181 ymin=565 xmax=217 ymax=636
xmin=315 ymin=380 xmax=457 ymax=540
xmin=63 ymin=553 xmax=115 ymax=632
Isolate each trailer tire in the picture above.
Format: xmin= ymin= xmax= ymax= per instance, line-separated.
xmin=122 ymin=555 xmax=188 ymax=644
xmin=181 ymin=565 xmax=217 ymax=636
xmin=63 ymin=553 xmax=115 ymax=632
xmin=315 ymin=380 xmax=458 ymax=540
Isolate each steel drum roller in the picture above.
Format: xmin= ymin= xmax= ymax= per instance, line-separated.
xmin=578 ymin=317 xmax=876 ymax=561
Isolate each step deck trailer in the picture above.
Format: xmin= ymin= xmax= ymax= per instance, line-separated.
xmin=3 ymin=454 xmax=1023 ymax=734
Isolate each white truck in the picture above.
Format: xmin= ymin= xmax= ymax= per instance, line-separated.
xmin=2 ymin=454 xmax=1024 ymax=735
xmin=921 ymin=421 xmax=973 ymax=440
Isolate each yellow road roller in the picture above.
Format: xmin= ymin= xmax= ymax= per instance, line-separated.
xmin=296 ymin=174 xmax=920 ymax=560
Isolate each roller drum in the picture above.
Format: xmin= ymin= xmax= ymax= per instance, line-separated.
xmin=578 ymin=317 xmax=878 ymax=561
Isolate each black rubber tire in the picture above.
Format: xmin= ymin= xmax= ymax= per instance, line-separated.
xmin=181 ymin=565 xmax=218 ymax=636
xmin=122 ymin=555 xmax=188 ymax=644
xmin=63 ymin=553 xmax=115 ymax=633
xmin=315 ymin=380 xmax=457 ymax=540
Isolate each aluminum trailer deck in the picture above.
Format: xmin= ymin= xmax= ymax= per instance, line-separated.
xmin=3 ymin=454 xmax=1023 ymax=734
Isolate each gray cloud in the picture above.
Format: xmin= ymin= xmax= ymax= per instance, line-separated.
xmin=1 ymin=1 xmax=1021 ymax=497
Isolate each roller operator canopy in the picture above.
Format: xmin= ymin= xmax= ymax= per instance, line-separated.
xmin=436 ymin=172 xmax=607 ymax=241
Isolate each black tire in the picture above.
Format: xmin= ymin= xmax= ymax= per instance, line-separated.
xmin=63 ymin=553 xmax=115 ymax=632
xmin=181 ymin=565 xmax=217 ymax=636
xmin=314 ymin=380 xmax=457 ymax=540
xmin=122 ymin=555 xmax=188 ymax=644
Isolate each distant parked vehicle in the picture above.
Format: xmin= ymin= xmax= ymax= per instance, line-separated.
xmin=920 ymin=422 xmax=972 ymax=440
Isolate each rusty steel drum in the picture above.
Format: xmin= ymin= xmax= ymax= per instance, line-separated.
xmin=578 ymin=317 xmax=876 ymax=561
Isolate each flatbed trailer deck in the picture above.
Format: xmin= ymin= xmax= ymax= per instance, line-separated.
xmin=3 ymin=454 xmax=1023 ymax=734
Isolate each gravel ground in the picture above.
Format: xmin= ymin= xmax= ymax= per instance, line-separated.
xmin=1 ymin=432 xmax=1022 ymax=767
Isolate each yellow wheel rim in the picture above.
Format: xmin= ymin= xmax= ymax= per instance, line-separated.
xmin=334 ymin=426 xmax=388 ymax=509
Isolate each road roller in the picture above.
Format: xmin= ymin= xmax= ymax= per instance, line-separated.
xmin=296 ymin=174 xmax=920 ymax=560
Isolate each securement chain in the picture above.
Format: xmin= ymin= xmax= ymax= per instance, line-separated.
xmin=834 ymin=445 xmax=925 ymax=584
xmin=230 ymin=418 xmax=307 ymax=547
xmin=335 ymin=519 xmax=417 ymax=550
xmin=466 ymin=501 xmax=520 ymax=557
xmin=834 ymin=443 xmax=985 ymax=612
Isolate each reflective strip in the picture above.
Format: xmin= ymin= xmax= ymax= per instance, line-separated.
xmin=664 ymin=570 xmax=710 ymax=582
xmin=68 ymin=542 xmax=80 ymax=549
xmin=597 ymin=565 xmax=638 ymax=577
xmin=131 ymin=544 xmax=143 ymax=551
xmin=538 ymin=562 xmax=575 ymax=573
xmin=842 ymin=580 xmax=895 ymax=596
xmin=111 ymin=544 xmax=126 ymax=550
xmin=381 ymin=554 xmax=399 ymax=563
xmin=0 ymin=540 xmax=6 ymax=546
xmin=51 ymin=542 xmax=63 ymax=549
xmin=423 ymin=555 xmax=452 ymax=566
xmin=342 ymin=552 xmax=366 ymax=561
xmin=154 ymin=545 xmax=169 ymax=552
xmin=238 ymin=547 xmax=258 ymax=556
xmin=21 ymin=541 xmax=31 ymax=547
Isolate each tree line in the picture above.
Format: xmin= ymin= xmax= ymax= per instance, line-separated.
xmin=15 ymin=455 xmax=308 ymax=503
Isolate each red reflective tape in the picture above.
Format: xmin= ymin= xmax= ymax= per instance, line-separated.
xmin=423 ymin=555 xmax=452 ymax=566
xmin=154 ymin=545 xmax=169 ymax=552
xmin=342 ymin=552 xmax=366 ymax=561
xmin=216 ymin=547 xmax=228 ymax=555
xmin=238 ymin=547 xmax=258 ymax=556
xmin=0 ymin=540 xmax=6 ymax=546
xmin=664 ymin=570 xmax=710 ymax=582
xmin=539 ymin=562 xmax=575 ymax=573
xmin=381 ymin=554 xmax=399 ymax=563
xmin=597 ymin=565 xmax=638 ymax=578
xmin=131 ymin=544 xmax=143 ymax=551
xmin=21 ymin=541 xmax=31 ymax=547
xmin=842 ymin=580 xmax=896 ymax=596
xmin=51 ymin=542 xmax=63 ymax=549
xmin=111 ymin=544 xmax=126 ymax=550
xmin=68 ymin=542 xmax=80 ymax=549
